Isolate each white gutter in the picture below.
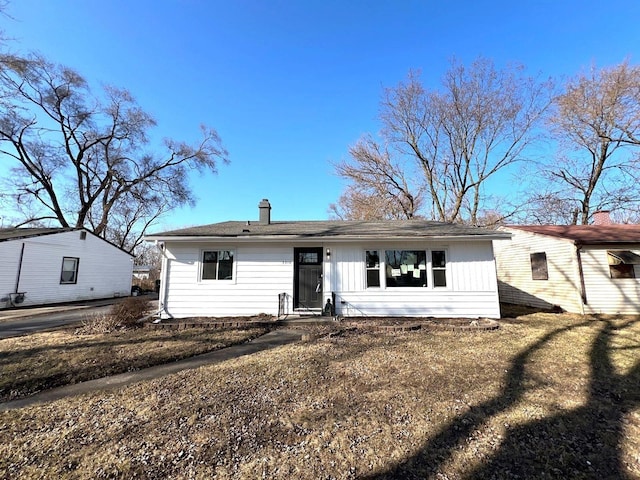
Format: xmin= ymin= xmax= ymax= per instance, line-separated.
xmin=144 ymin=233 xmax=512 ymax=243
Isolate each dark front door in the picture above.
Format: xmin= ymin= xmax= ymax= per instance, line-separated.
xmin=294 ymin=247 xmax=323 ymax=309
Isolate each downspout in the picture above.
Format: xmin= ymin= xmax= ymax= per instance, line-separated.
xmin=155 ymin=241 xmax=173 ymax=321
xmin=575 ymin=243 xmax=588 ymax=314
xmin=14 ymin=242 xmax=25 ymax=294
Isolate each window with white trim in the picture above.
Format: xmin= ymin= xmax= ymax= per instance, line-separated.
xmin=432 ymin=250 xmax=447 ymax=287
xmin=60 ymin=257 xmax=79 ymax=284
xmin=366 ymin=250 xmax=380 ymax=287
xmin=201 ymin=250 xmax=234 ymax=280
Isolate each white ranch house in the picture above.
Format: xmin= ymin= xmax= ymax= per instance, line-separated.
xmin=494 ymin=218 xmax=640 ymax=314
xmin=146 ymin=199 xmax=510 ymax=320
xmin=0 ymin=228 xmax=134 ymax=309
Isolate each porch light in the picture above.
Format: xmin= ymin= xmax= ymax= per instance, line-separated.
xmin=326 ymin=248 xmax=331 ymax=259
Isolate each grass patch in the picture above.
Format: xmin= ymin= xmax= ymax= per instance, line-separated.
xmin=0 ymin=326 xmax=269 ymax=402
xmin=0 ymin=313 xmax=639 ymax=478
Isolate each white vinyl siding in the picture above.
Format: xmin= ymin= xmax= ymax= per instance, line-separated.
xmin=580 ymin=246 xmax=640 ymax=314
xmin=0 ymin=230 xmax=132 ymax=308
xmin=494 ymin=228 xmax=584 ymax=313
xmin=160 ymin=239 xmax=502 ymax=319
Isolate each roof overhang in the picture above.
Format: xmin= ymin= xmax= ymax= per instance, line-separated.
xmin=145 ymin=233 xmax=512 ymax=243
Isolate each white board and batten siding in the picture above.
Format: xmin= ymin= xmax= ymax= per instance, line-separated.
xmin=494 ymin=228 xmax=585 ymax=313
xmin=328 ymin=240 xmax=500 ymax=319
xmin=162 ymin=243 xmax=294 ymax=318
xmin=0 ymin=230 xmax=133 ymax=308
xmin=161 ymin=239 xmax=502 ymax=319
xmin=580 ymin=246 xmax=640 ymax=315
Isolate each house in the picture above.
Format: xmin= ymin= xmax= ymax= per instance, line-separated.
xmin=132 ymin=265 xmax=152 ymax=280
xmin=0 ymin=227 xmax=134 ymax=309
xmin=494 ymin=212 xmax=640 ymax=314
xmin=145 ymin=199 xmax=510 ymax=320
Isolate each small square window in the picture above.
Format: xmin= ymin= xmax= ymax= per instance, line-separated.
xmin=202 ymin=250 xmax=234 ymax=280
xmin=60 ymin=257 xmax=79 ymax=284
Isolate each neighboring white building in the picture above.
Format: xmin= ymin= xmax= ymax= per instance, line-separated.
xmin=0 ymin=228 xmax=134 ymax=308
xmin=494 ymin=218 xmax=640 ymax=314
xmin=132 ymin=265 xmax=151 ymax=280
xmin=145 ymin=199 xmax=510 ymax=320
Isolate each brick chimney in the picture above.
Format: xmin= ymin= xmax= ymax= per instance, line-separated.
xmin=593 ymin=210 xmax=613 ymax=225
xmin=258 ymin=199 xmax=271 ymax=225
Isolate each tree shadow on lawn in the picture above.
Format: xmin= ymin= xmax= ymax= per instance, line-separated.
xmin=365 ymin=318 xmax=640 ymax=479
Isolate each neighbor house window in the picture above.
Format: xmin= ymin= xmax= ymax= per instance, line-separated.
xmin=530 ymin=252 xmax=548 ymax=280
xmin=60 ymin=257 xmax=79 ymax=284
xmin=202 ymin=250 xmax=234 ymax=280
xmin=607 ymin=250 xmax=640 ymax=279
xmin=385 ymin=250 xmax=427 ymax=287
xmin=432 ymin=250 xmax=447 ymax=287
xmin=366 ymin=250 xmax=380 ymax=287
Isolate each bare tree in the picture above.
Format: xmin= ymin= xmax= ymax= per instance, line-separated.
xmin=527 ymin=61 xmax=640 ymax=224
xmin=331 ymin=135 xmax=423 ymax=220
xmin=335 ymin=58 xmax=552 ymax=225
xmin=0 ymin=53 xmax=228 ymax=250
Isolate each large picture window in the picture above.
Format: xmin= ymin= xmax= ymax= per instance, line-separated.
xmin=202 ymin=250 xmax=234 ymax=280
xmin=385 ymin=250 xmax=427 ymax=287
xmin=60 ymin=257 xmax=79 ymax=284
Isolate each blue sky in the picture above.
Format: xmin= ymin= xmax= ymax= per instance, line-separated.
xmin=2 ymin=0 xmax=640 ymax=230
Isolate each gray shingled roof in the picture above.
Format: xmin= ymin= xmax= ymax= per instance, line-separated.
xmin=0 ymin=227 xmax=76 ymax=242
xmin=0 ymin=227 xmax=134 ymax=256
xmin=146 ymin=220 xmax=509 ymax=240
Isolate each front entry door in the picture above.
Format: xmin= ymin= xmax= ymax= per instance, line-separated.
xmin=294 ymin=247 xmax=323 ymax=309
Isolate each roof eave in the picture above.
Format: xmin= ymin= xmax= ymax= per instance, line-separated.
xmin=145 ymin=233 xmax=511 ymax=243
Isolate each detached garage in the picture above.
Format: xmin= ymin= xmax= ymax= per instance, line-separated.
xmin=0 ymin=227 xmax=134 ymax=309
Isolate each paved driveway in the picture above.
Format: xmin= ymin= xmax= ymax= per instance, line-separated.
xmin=0 ymin=296 xmax=158 ymax=339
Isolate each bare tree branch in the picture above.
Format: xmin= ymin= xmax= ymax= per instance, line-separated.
xmin=335 ymin=58 xmax=552 ymax=225
xmin=0 ymin=53 xmax=228 ymax=250
xmin=527 ymin=61 xmax=640 ymax=224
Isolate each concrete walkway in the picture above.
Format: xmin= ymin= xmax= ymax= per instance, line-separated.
xmin=0 ymin=328 xmax=305 ymax=412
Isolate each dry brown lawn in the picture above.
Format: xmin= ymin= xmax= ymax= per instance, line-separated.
xmin=1 ymin=311 xmax=639 ymax=479
xmin=0 ymin=326 xmax=268 ymax=402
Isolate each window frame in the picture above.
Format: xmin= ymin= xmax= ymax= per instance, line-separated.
xmin=60 ymin=256 xmax=80 ymax=284
xmin=607 ymin=250 xmax=640 ymax=279
xmin=530 ymin=252 xmax=549 ymax=280
xmin=364 ymin=247 xmax=449 ymax=289
xmin=431 ymin=250 xmax=447 ymax=287
xmin=365 ymin=250 xmax=381 ymax=288
xmin=199 ymin=249 xmax=236 ymax=282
